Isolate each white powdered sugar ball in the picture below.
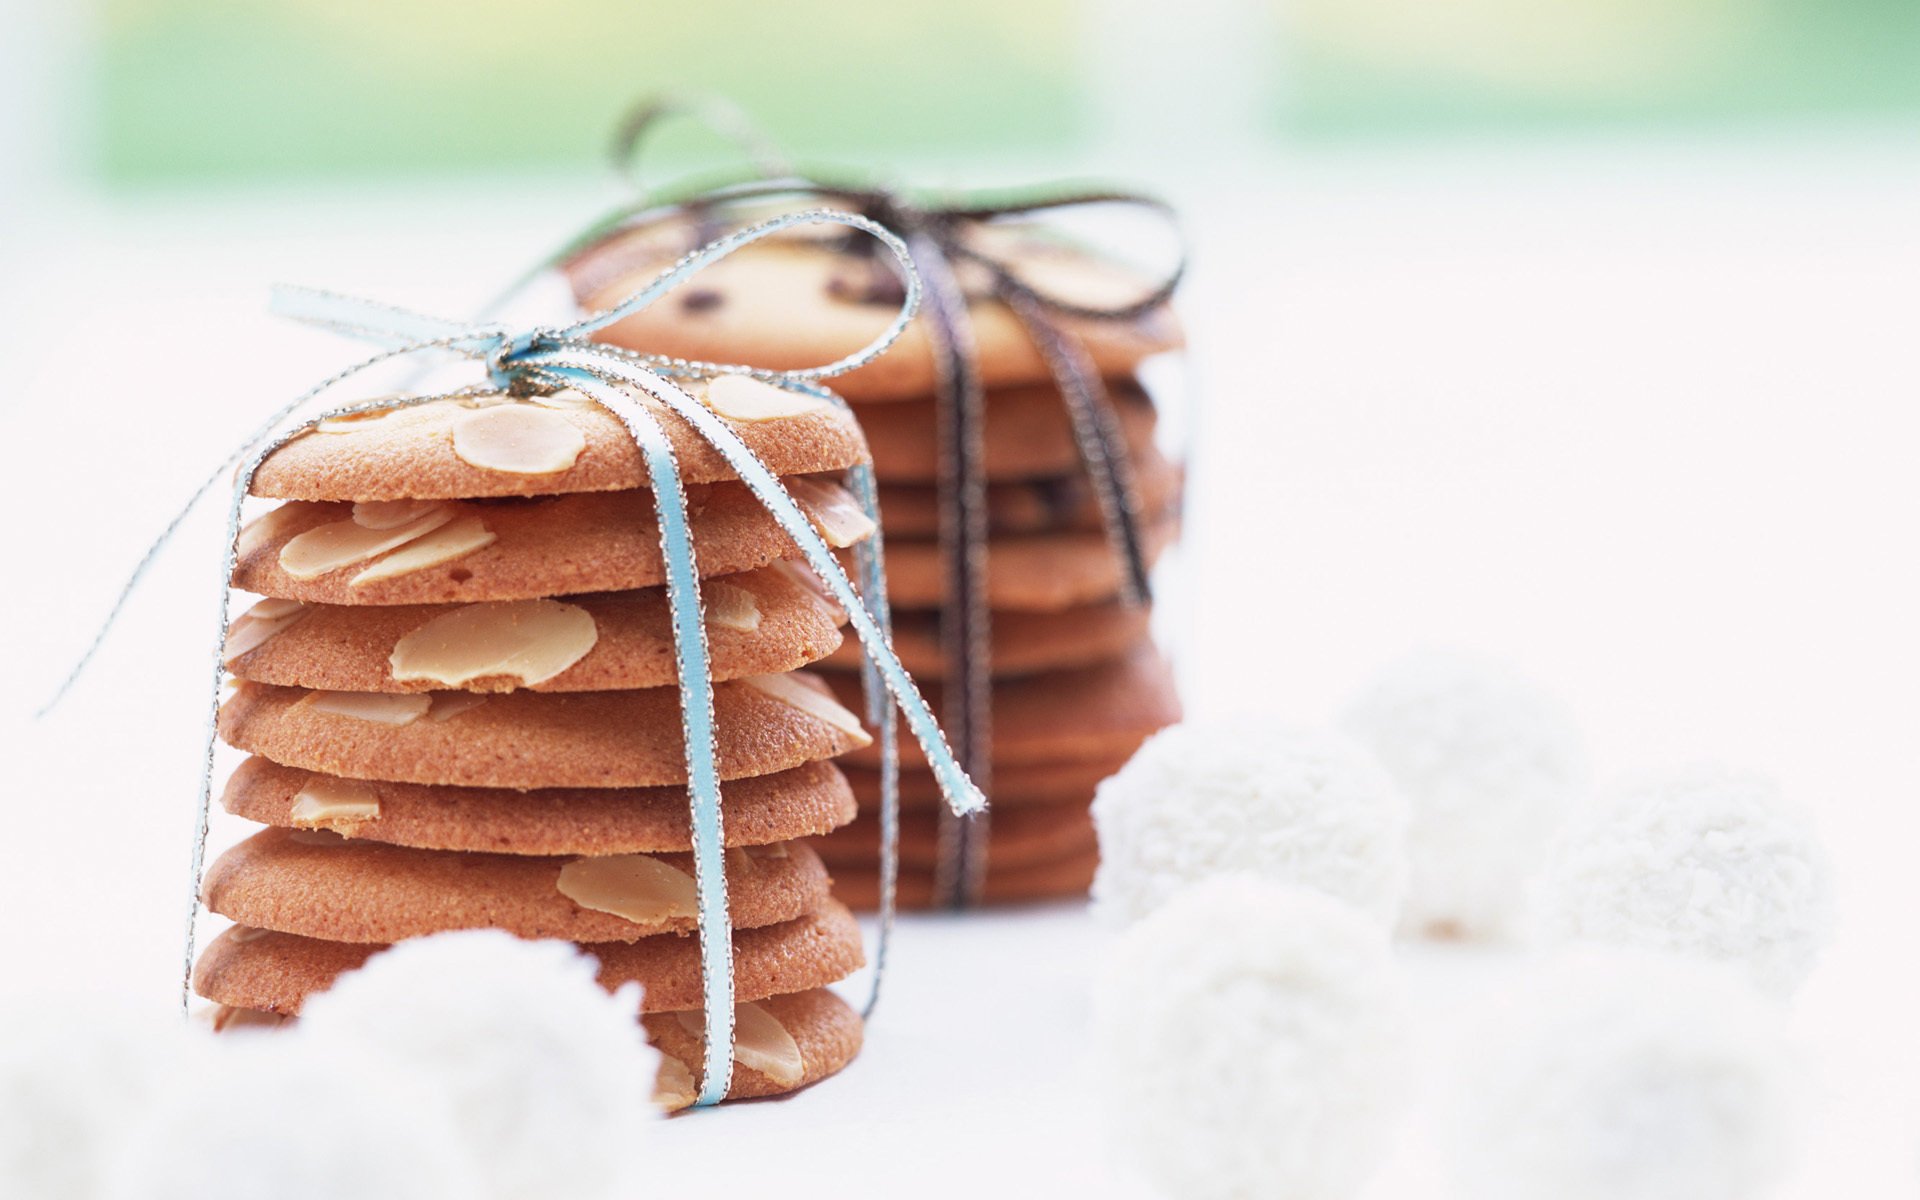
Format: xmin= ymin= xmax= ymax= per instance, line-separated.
xmin=298 ymin=930 xmax=661 ymax=1200
xmin=1535 ymin=765 xmax=1835 ymax=998
xmin=1450 ymin=947 xmax=1799 ymax=1200
xmin=1341 ymin=650 xmax=1587 ymax=939
xmin=1094 ymin=876 xmax=1409 ymax=1200
xmin=0 ymin=998 xmax=189 ymax=1200
xmin=104 ymin=1032 xmax=480 ymax=1200
xmin=1091 ymin=720 xmax=1409 ymax=927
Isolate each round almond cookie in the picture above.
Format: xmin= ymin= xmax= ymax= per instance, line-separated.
xmin=224 ymin=565 xmax=844 ymax=694
xmin=251 ymin=384 xmax=871 ymax=502
xmin=844 ymin=755 xmax=1129 ymax=811
xmin=221 ymin=757 xmax=856 ymax=855
xmin=192 ymin=900 xmax=865 ymax=1017
xmin=218 ymin=674 xmax=871 ymax=789
xmin=571 ymin=219 xmax=1183 ymax=403
xmin=855 ymin=382 xmax=1156 ymax=483
xmin=832 ymin=644 xmax=1181 ymax=771
xmin=879 ymin=515 xmax=1179 ymax=612
xmin=231 ymin=479 xmax=871 ymax=606
xmin=644 ymin=987 xmax=865 ymax=1110
xmin=830 ymin=845 xmax=1100 ymax=911
xmin=202 ymin=826 xmax=830 ymax=943
xmin=874 ymin=443 xmax=1182 ymax=537
xmin=811 ymin=803 xmax=1095 ymax=873
xmin=821 ymin=603 xmax=1151 ymax=680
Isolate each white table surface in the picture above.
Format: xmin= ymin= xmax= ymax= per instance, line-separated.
xmin=3 ymin=133 xmax=1918 ymax=1196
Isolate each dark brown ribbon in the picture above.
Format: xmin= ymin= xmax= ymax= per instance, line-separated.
xmin=568 ymin=101 xmax=1184 ymax=907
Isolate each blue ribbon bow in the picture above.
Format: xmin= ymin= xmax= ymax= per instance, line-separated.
xmin=44 ymin=207 xmax=985 ymax=1110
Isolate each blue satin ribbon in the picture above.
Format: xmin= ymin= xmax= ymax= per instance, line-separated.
xmin=44 ymin=207 xmax=983 ymax=1110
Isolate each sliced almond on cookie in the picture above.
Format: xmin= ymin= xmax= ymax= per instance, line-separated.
xmin=451 ymin=404 xmax=587 ymax=475
xmin=223 ymin=599 xmax=310 ymax=663
xmin=305 ymin=690 xmax=433 ymax=726
xmin=785 ymin=477 xmax=876 ymax=549
xmin=705 ymin=375 xmax=831 ymax=422
xmin=288 ymin=776 xmax=381 ymax=832
xmin=741 ymin=672 xmax=870 ymax=741
xmin=279 ymin=507 xmax=454 ymax=579
xmin=389 ymin=599 xmax=598 ymax=688
xmin=350 ymin=515 xmax=496 ymax=586
xmin=702 ymin=580 xmax=762 ymax=633
xmin=556 ymin=854 xmax=699 ymax=925
xmin=675 ymin=1002 xmax=805 ymax=1086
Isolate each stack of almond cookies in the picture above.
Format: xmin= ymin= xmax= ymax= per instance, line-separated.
xmin=566 ymin=213 xmax=1186 ymax=907
xmin=194 ymin=379 xmax=896 ymax=1107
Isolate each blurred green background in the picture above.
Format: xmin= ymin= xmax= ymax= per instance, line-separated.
xmin=89 ymin=0 xmax=1920 ymax=183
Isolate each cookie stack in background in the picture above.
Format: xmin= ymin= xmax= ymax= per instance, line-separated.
xmin=193 ymin=380 xmax=893 ymax=1107
xmin=566 ymin=214 xmax=1186 ymax=907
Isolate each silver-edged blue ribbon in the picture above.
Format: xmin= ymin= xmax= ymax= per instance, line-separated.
xmin=41 ymin=208 xmax=983 ymax=1110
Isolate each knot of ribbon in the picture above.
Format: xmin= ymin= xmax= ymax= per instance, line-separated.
xmin=45 ymin=206 xmax=985 ymax=1110
xmin=554 ymin=95 xmax=1186 ymax=905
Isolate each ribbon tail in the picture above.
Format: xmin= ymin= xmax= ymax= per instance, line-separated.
xmin=1004 ymin=289 xmax=1155 ymax=607
xmin=842 ymin=460 xmax=900 ymax=1016
xmin=37 ymin=452 xmax=235 ymax=719
xmin=178 ymin=458 xmax=266 ymax=1015
xmin=523 ymin=350 xmax=984 ymax=818
xmin=553 ymin=370 xmax=736 ymax=1107
xmin=269 ymin=286 xmax=504 ymax=357
xmin=910 ymin=233 xmax=995 ymax=910
xmin=39 ymin=340 xmax=492 ymax=719
xmin=724 ymin=382 xmax=902 ymax=1013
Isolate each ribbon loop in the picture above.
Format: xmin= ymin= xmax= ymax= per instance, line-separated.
xmin=558 ymin=208 xmax=919 ymax=384
xmin=610 ymin=93 xmax=795 ymax=194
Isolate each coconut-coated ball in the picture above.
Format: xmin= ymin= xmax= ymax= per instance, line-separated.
xmin=1535 ymin=765 xmax=1834 ymax=998
xmin=298 ymin=930 xmax=661 ymax=1200
xmin=1093 ymin=876 xmax=1409 ymax=1200
xmin=1341 ymin=650 xmax=1587 ymax=939
xmin=1091 ymin=719 xmax=1409 ymax=927
xmin=0 ymin=998 xmax=189 ymax=1200
xmin=103 ymin=1032 xmax=480 ymax=1200
xmin=1450 ymin=947 xmax=1799 ymax=1200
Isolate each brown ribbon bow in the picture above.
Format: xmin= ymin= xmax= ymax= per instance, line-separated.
xmin=560 ymin=96 xmax=1185 ymax=906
